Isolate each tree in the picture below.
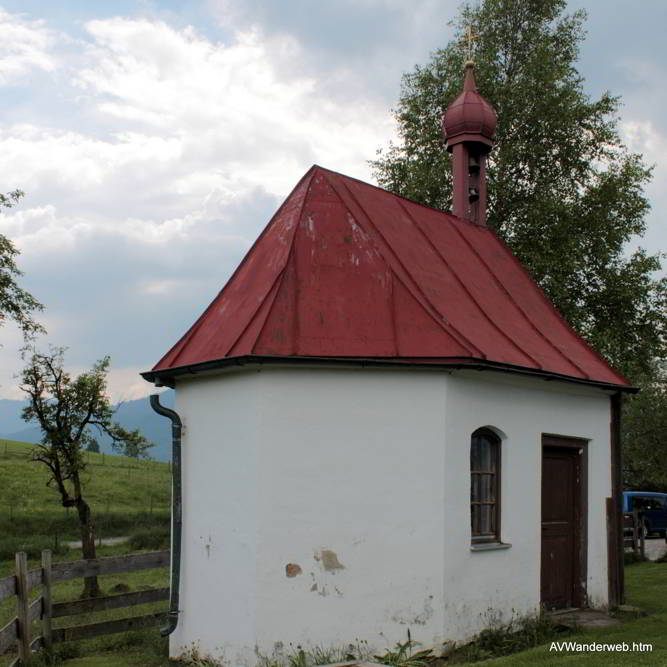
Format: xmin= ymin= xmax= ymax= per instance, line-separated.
xmin=20 ymin=348 xmax=154 ymax=597
xmin=372 ymin=0 xmax=667 ymax=382
xmin=1 ymin=190 xmax=45 ymax=341
xmin=622 ymin=364 xmax=667 ymax=491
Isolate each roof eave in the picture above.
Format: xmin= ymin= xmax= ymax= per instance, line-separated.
xmin=141 ymin=355 xmax=638 ymax=394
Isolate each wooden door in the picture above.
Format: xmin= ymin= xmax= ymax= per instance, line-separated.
xmin=541 ymin=443 xmax=583 ymax=610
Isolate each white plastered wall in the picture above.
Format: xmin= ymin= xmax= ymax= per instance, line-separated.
xmin=169 ymin=366 xmax=611 ymax=664
xmin=441 ymin=370 xmax=611 ymax=639
xmin=171 ymin=372 xmax=260 ymax=663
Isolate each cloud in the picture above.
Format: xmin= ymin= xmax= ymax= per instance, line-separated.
xmin=75 ymin=17 xmax=394 ymax=185
xmin=0 ymin=14 xmax=395 ymax=400
xmin=0 ymin=9 xmax=57 ymax=84
xmin=207 ymin=0 xmax=451 ymax=101
xmin=620 ymin=118 xmax=667 ymax=267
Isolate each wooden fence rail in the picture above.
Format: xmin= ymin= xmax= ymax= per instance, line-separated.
xmin=0 ymin=549 xmax=169 ymax=666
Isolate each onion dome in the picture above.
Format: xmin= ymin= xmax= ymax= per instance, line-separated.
xmin=442 ymin=61 xmax=496 ymax=153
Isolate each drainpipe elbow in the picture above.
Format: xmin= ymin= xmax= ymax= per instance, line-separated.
xmin=160 ymin=610 xmax=180 ymax=637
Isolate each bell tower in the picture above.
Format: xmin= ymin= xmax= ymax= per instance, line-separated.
xmin=441 ymin=61 xmax=496 ymax=225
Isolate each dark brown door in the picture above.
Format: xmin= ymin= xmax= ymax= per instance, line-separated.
xmin=541 ymin=444 xmax=582 ymax=610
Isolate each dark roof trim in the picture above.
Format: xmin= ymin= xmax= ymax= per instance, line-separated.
xmin=142 ymin=354 xmax=638 ymax=394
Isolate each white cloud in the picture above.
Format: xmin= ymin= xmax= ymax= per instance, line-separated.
xmin=0 ymin=9 xmax=57 ymax=84
xmin=74 ymin=18 xmax=393 ymax=188
xmin=621 ymin=119 xmax=667 ymax=166
xmin=0 ymin=13 xmax=401 ymax=400
xmin=620 ymin=119 xmax=667 ymax=270
xmin=2 ymin=16 xmax=395 ymax=222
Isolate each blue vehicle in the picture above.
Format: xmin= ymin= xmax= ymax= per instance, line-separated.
xmin=623 ymin=491 xmax=667 ymax=537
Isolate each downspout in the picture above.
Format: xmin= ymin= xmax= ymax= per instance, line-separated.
xmin=149 ymin=393 xmax=182 ymax=636
xmin=610 ymin=392 xmax=624 ymax=605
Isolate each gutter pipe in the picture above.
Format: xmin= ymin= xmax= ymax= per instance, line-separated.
xmin=149 ymin=393 xmax=182 ymax=637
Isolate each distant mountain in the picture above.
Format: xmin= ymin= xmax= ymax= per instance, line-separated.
xmin=0 ymin=392 xmax=174 ymax=461
xmin=0 ymin=399 xmax=31 ymax=435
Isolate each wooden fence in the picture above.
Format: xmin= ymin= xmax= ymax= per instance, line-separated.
xmin=623 ymin=509 xmax=645 ymax=559
xmin=0 ymin=549 xmax=170 ymax=666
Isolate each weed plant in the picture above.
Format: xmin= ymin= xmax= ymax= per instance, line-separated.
xmin=375 ymin=633 xmax=433 ymax=667
xmin=257 ymin=639 xmax=372 ymax=667
xmin=447 ymin=613 xmax=568 ymax=663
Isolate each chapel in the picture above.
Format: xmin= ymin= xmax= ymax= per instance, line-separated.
xmin=143 ymin=61 xmax=631 ymax=664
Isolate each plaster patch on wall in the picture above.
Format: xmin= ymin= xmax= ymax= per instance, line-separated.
xmin=315 ymin=549 xmax=345 ymax=571
xmin=285 ymin=563 xmax=302 ymax=578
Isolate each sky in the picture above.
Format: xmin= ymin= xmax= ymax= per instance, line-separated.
xmin=0 ymin=0 xmax=666 ymax=401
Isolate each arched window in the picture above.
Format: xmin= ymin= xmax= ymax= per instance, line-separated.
xmin=470 ymin=428 xmax=501 ymax=543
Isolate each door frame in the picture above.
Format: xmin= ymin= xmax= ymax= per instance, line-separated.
xmin=541 ymin=434 xmax=588 ymax=609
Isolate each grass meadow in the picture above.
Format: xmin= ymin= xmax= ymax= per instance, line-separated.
xmin=0 ymin=438 xmax=173 ymax=665
xmin=0 ymin=439 xmax=171 ymax=560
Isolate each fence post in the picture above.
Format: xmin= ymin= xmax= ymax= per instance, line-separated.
xmin=42 ymin=550 xmax=53 ymax=653
xmin=638 ymin=511 xmax=646 ymax=559
xmin=15 ymin=551 xmax=31 ymax=663
xmin=632 ymin=507 xmax=639 ymax=554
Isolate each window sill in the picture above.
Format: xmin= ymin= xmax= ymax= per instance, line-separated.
xmin=470 ymin=542 xmax=512 ymax=552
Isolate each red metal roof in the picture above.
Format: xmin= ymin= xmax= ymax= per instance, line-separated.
xmin=148 ymin=165 xmax=629 ymax=388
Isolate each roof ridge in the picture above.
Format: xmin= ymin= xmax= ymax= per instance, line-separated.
xmin=152 ymin=167 xmax=317 ymax=371
xmin=323 ymin=169 xmax=483 ymax=358
xmin=311 ymin=164 xmax=484 ymax=232
xmin=249 ymin=178 xmax=313 ymax=355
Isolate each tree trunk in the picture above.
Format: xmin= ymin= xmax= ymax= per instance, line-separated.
xmin=76 ymin=498 xmax=101 ymax=598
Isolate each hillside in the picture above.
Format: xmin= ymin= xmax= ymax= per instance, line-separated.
xmin=0 ymin=391 xmax=174 ymax=461
xmin=0 ymin=439 xmax=171 ymax=557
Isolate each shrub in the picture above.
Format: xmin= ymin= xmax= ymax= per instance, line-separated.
xmin=128 ymin=524 xmax=171 ymax=551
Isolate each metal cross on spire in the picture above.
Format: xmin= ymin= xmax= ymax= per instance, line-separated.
xmin=462 ymin=24 xmax=478 ymax=63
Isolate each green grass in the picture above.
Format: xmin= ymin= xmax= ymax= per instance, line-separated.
xmin=0 ymin=439 xmax=173 ymax=665
xmin=452 ymin=562 xmax=667 ymax=666
xmin=0 ymin=439 xmax=171 ymax=559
